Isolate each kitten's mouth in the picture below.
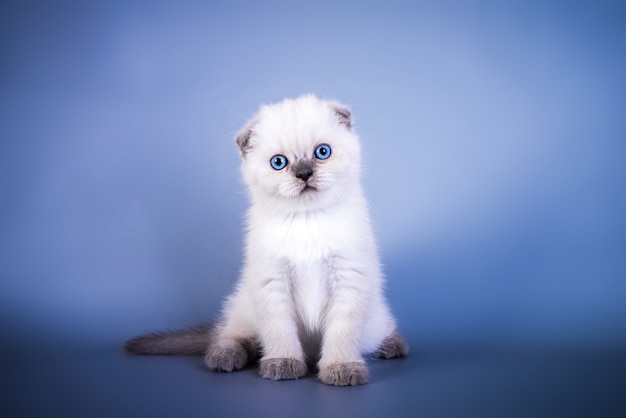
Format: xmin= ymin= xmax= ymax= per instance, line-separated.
xmin=300 ymin=184 xmax=317 ymax=194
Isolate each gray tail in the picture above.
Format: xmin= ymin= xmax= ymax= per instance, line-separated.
xmin=124 ymin=325 xmax=213 ymax=355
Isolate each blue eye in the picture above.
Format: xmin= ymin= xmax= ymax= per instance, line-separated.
xmin=314 ymin=144 xmax=331 ymax=160
xmin=270 ymin=154 xmax=288 ymax=170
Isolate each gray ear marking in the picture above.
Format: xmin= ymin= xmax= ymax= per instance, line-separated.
xmin=235 ymin=129 xmax=252 ymax=156
xmin=329 ymin=102 xmax=353 ymax=129
xmin=235 ymin=118 xmax=258 ymax=157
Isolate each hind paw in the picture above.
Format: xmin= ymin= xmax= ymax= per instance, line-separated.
xmin=374 ymin=330 xmax=409 ymax=359
xmin=205 ymin=343 xmax=248 ymax=372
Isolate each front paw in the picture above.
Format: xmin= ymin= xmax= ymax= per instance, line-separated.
xmin=259 ymin=358 xmax=307 ymax=380
xmin=205 ymin=344 xmax=248 ymax=372
xmin=318 ymin=362 xmax=369 ymax=386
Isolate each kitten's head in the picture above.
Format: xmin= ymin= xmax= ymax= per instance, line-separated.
xmin=236 ymin=95 xmax=361 ymax=211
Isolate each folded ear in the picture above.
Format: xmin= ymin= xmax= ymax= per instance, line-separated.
xmin=329 ymin=102 xmax=353 ymax=130
xmin=235 ymin=117 xmax=258 ymax=157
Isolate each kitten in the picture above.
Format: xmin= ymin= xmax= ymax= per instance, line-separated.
xmin=125 ymin=95 xmax=407 ymax=386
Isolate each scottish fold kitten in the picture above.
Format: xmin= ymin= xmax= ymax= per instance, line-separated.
xmin=125 ymin=95 xmax=407 ymax=386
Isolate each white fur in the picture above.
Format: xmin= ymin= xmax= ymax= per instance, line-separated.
xmin=215 ymin=95 xmax=397 ymax=370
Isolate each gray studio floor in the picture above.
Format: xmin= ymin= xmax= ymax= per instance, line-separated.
xmin=3 ymin=337 xmax=624 ymax=418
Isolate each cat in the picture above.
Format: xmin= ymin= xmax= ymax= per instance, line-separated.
xmin=124 ymin=95 xmax=408 ymax=386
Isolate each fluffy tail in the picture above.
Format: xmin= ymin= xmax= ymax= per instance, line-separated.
xmin=124 ymin=325 xmax=213 ymax=355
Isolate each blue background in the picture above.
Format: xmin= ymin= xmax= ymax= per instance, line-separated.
xmin=1 ymin=1 xmax=624 ymax=417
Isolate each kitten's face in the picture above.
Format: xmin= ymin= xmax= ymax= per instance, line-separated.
xmin=237 ymin=96 xmax=361 ymax=211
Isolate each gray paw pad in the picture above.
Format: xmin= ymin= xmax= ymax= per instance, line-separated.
xmin=259 ymin=358 xmax=307 ymax=380
xmin=318 ymin=362 xmax=369 ymax=386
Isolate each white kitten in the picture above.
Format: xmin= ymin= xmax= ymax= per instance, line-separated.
xmin=125 ymin=95 xmax=407 ymax=386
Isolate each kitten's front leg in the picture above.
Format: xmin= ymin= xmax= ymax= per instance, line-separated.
xmin=255 ymin=270 xmax=307 ymax=381
xmin=318 ymin=265 xmax=371 ymax=386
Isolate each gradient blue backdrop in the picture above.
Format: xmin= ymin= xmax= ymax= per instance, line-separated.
xmin=1 ymin=0 xmax=624 ymax=416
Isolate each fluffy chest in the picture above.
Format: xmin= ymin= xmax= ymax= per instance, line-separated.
xmin=248 ymin=210 xmax=358 ymax=329
xmin=290 ymin=260 xmax=331 ymax=330
xmin=246 ymin=205 xmax=373 ymax=328
xmin=252 ymin=209 xmax=358 ymax=262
